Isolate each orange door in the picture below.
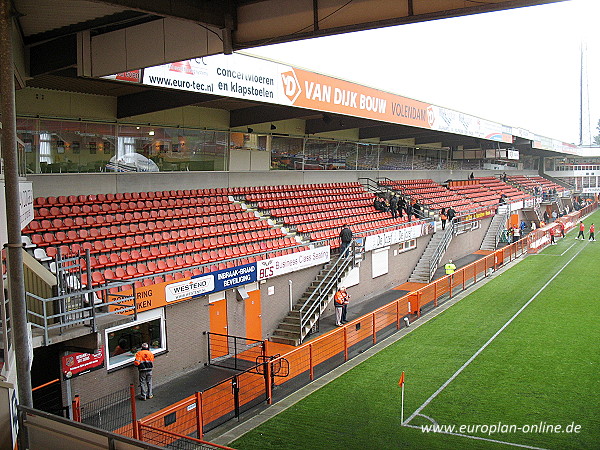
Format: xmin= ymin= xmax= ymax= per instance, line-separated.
xmin=245 ymin=290 xmax=262 ymax=341
xmin=209 ymin=299 xmax=228 ymax=358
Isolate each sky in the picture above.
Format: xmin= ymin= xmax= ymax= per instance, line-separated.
xmin=247 ymin=0 xmax=599 ymax=146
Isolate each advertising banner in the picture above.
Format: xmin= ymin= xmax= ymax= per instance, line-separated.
xmin=61 ymin=346 xmax=105 ymax=379
xmin=364 ymin=223 xmax=433 ymax=252
xmin=256 ymin=246 xmax=330 ymax=280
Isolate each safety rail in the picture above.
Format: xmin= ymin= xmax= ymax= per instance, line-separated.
xmin=25 ymin=288 xmax=137 ymax=345
xmin=298 ymin=241 xmax=357 ymax=343
xmin=492 ymin=207 xmax=511 ymax=249
xmin=137 ymin=423 xmax=234 ymax=449
xmin=206 ymin=332 xmax=265 ymax=371
xmin=428 ymin=218 xmax=456 ymax=282
xmin=17 ymin=405 xmax=162 ymax=450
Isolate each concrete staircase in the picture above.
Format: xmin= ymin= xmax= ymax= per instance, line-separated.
xmin=271 ymin=252 xmax=355 ymax=346
xmin=480 ymin=206 xmax=510 ymax=251
xmin=407 ymin=228 xmax=446 ymax=283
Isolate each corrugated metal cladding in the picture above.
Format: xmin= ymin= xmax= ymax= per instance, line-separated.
xmin=15 ymin=0 xmax=127 ymax=37
xmin=26 ymin=74 xmax=144 ymax=97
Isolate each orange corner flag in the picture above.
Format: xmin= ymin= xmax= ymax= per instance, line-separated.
xmin=398 ymin=371 xmax=405 ymax=387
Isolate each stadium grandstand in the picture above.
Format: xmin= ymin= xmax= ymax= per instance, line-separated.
xmin=1 ymin=1 xmax=599 ymax=449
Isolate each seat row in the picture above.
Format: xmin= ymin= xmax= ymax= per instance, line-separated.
xmin=33 ymin=189 xmax=234 ymax=207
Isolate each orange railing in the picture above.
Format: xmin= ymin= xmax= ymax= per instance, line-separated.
xmin=132 ymin=202 xmax=597 ymax=444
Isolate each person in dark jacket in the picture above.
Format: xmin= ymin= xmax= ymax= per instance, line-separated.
xmin=390 ymin=195 xmax=399 ymax=218
xmin=446 ymin=207 xmax=456 ymax=223
xmin=134 ymin=343 xmax=155 ymax=400
xmin=339 ymin=225 xmax=353 ymax=257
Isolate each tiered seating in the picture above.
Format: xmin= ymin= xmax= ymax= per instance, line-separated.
xmin=382 ymin=179 xmax=471 ymax=211
xmin=507 ymin=175 xmax=566 ymax=194
xmin=449 ymin=184 xmax=499 ymax=208
xmin=477 ymin=177 xmax=529 ymax=202
xmin=23 ymin=189 xmax=303 ymax=287
xmin=238 ymin=182 xmax=415 ymax=243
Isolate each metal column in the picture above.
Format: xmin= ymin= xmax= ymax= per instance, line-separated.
xmin=0 ymin=0 xmax=33 ymax=407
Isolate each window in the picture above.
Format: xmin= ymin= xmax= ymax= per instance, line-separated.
xmin=105 ymin=309 xmax=166 ymax=370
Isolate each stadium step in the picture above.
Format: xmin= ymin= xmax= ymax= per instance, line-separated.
xmin=270 ymin=251 xmax=355 ymax=346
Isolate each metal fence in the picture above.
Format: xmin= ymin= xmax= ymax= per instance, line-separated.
xmin=79 ymin=384 xmax=137 ymax=437
xmin=206 ymin=332 xmax=265 ymax=371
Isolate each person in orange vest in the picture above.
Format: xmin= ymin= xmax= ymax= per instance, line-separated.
xmin=134 ymin=343 xmax=155 ymax=400
xmin=589 ymin=223 xmax=596 ymax=241
xmin=334 ymin=286 xmax=350 ymax=326
xmin=576 ymin=221 xmax=585 ymax=240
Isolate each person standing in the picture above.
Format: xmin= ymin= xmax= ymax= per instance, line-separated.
xmin=334 ymin=286 xmax=350 ymax=326
xmin=512 ymin=226 xmax=520 ymax=243
xmin=134 ymin=343 xmax=155 ymax=400
xmin=444 ymin=259 xmax=456 ymax=276
xmin=390 ymin=195 xmax=399 ymax=219
xmin=550 ymin=227 xmax=556 ymax=245
xmin=589 ymin=223 xmax=596 ymax=241
xmin=405 ymin=203 xmax=413 ymax=222
xmin=440 ymin=208 xmax=447 ymax=230
xmin=446 ymin=207 xmax=456 ymax=224
xmin=339 ymin=225 xmax=353 ymax=257
xmin=576 ymin=221 xmax=585 ymax=240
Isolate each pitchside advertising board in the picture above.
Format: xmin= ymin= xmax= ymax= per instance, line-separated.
xmin=109 ymin=246 xmax=330 ymax=314
xmin=106 ymin=52 xmax=515 ymax=144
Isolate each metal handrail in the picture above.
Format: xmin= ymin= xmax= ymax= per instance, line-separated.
xmin=427 ymin=219 xmax=456 ymax=281
xmin=298 ymin=242 xmax=356 ymax=342
xmin=493 ymin=206 xmax=511 ymax=249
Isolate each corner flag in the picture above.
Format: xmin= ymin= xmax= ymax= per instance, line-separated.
xmin=399 ymin=371 xmax=405 ymax=423
xmin=398 ymin=372 xmax=405 ymax=387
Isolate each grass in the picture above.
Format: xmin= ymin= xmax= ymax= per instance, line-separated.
xmin=230 ymin=211 xmax=600 ymax=449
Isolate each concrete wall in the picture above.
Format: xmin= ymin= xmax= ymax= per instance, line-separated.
xmin=28 ymin=169 xmax=540 ymax=198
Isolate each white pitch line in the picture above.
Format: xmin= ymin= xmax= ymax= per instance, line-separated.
xmin=403 ymin=242 xmax=587 ymax=426
xmin=531 ymin=241 xmax=576 ymax=256
xmin=402 ymin=423 xmax=548 ymax=450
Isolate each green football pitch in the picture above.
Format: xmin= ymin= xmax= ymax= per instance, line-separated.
xmin=231 ymin=211 xmax=600 ymax=450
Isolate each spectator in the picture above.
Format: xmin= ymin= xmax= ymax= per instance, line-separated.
xmin=339 ymin=225 xmax=353 ymax=256
xmin=499 ymin=193 xmax=506 ymax=205
xmin=519 ymin=220 xmax=527 ymax=233
xmin=512 ymin=226 xmax=520 ymax=243
xmin=373 ymin=197 xmax=382 ymax=211
xmin=134 ymin=343 xmax=155 ymax=400
xmin=334 ymin=286 xmax=350 ymax=326
xmin=390 ymin=195 xmax=399 ymax=219
xmin=440 ymin=208 xmax=448 ymax=230
xmin=446 ymin=207 xmax=456 ymax=223
xmin=543 ymin=211 xmax=549 ymax=223
xmin=551 ymin=210 xmax=557 ymax=221
xmin=413 ymin=201 xmax=422 ymax=219
xmin=405 ymin=203 xmax=413 ymax=221
xmin=531 ymin=221 xmax=537 ymax=231
xmin=398 ymin=196 xmax=406 ymax=218
xmin=469 ymin=172 xmax=474 ymax=180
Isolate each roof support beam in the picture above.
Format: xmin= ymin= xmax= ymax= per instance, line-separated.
xmin=29 ymin=35 xmax=77 ymax=76
xmin=117 ymin=89 xmax=215 ymax=118
xmin=229 ymin=105 xmax=312 ymax=127
xmin=93 ymin=0 xmax=228 ymax=28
